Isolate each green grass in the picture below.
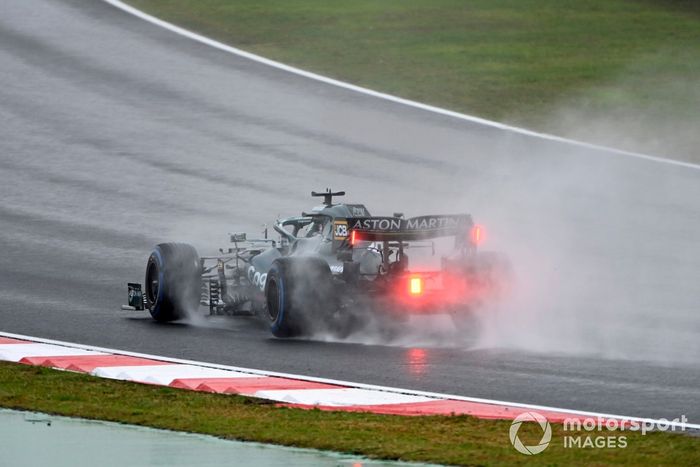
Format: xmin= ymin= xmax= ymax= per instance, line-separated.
xmin=124 ymin=1 xmax=700 ymax=138
xmin=1 ymin=361 xmax=699 ymax=465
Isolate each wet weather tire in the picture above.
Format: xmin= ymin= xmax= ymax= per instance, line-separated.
xmin=264 ymin=257 xmax=333 ymax=338
xmin=145 ymin=243 xmax=201 ymax=322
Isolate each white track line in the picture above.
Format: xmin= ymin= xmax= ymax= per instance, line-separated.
xmin=2 ymin=331 xmax=698 ymax=430
xmin=101 ymin=0 xmax=700 ymax=171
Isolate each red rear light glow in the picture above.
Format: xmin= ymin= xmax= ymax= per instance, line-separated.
xmin=471 ymin=225 xmax=484 ymax=245
xmin=350 ymin=230 xmax=357 ymax=246
xmin=409 ymin=276 xmax=423 ymax=295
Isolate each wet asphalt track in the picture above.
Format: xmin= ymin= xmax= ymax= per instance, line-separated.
xmin=1 ymin=0 xmax=700 ymax=421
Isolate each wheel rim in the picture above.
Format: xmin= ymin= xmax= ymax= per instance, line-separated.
xmin=146 ymin=261 xmax=160 ymax=305
xmin=266 ymin=279 xmax=280 ymax=322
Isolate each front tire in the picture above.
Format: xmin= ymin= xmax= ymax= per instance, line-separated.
xmin=264 ymin=257 xmax=333 ymax=338
xmin=145 ymin=243 xmax=201 ymax=322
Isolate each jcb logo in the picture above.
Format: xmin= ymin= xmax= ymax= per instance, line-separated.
xmin=334 ymin=221 xmax=348 ymax=239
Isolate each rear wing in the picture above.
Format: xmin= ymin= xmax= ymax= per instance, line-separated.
xmin=345 ymin=215 xmax=473 ymax=242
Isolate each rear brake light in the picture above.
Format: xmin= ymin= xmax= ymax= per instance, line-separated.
xmin=470 ymin=225 xmax=484 ymax=245
xmin=409 ymin=276 xmax=423 ymax=295
xmin=350 ymin=230 xmax=357 ymax=246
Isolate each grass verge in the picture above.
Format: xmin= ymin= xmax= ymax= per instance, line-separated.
xmin=123 ymin=0 xmax=700 ymax=126
xmin=1 ymin=361 xmax=699 ymax=465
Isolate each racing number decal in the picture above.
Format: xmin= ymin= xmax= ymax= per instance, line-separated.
xmin=334 ymin=220 xmax=348 ymax=240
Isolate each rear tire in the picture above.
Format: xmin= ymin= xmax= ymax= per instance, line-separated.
xmin=264 ymin=257 xmax=333 ymax=338
xmin=145 ymin=243 xmax=201 ymax=322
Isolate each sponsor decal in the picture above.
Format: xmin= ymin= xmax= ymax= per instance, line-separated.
xmin=348 ymin=205 xmax=369 ymax=217
xmin=333 ymin=220 xmax=349 ymax=239
xmin=247 ymin=266 xmax=267 ymax=292
xmin=405 ymin=216 xmax=460 ymax=230
xmin=349 ymin=215 xmax=467 ymax=232
xmin=350 ymin=217 xmax=402 ymax=231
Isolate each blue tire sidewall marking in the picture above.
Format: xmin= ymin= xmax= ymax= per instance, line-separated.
xmin=152 ymin=248 xmax=165 ymax=316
